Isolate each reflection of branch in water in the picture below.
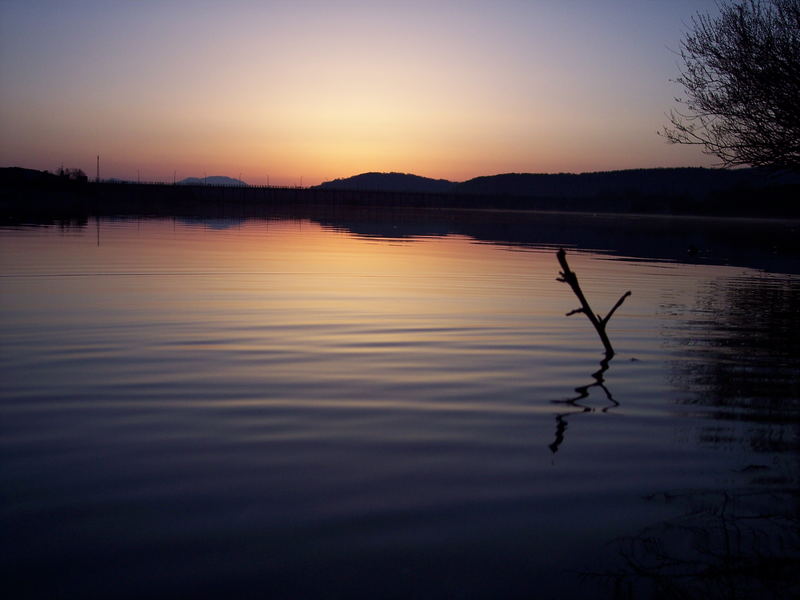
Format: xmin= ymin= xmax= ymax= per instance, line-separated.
xmin=550 ymin=249 xmax=629 ymax=455
xmin=582 ymin=488 xmax=800 ymax=600
xmin=549 ymin=355 xmax=619 ymax=455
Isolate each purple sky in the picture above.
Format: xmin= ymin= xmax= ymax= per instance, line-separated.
xmin=0 ymin=1 xmax=720 ymax=185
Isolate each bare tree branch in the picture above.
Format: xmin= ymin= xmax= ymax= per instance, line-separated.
xmin=556 ymin=248 xmax=631 ymax=358
xmin=602 ymin=291 xmax=633 ymax=327
xmin=663 ymin=0 xmax=800 ymax=171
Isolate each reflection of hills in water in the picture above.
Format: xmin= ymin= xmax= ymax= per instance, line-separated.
xmin=312 ymin=209 xmax=800 ymax=275
xmin=16 ymin=208 xmax=800 ymax=274
xmin=176 ymin=217 xmax=246 ymax=230
xmin=319 ymin=218 xmax=452 ymax=240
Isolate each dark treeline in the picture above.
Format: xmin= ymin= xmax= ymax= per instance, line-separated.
xmin=2 ymin=166 xmax=799 ymax=220
xmin=452 ymin=168 xmax=799 ymax=199
xmin=316 ymin=167 xmax=800 ymax=201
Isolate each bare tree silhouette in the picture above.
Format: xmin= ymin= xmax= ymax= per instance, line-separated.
xmin=663 ymin=0 xmax=800 ymax=170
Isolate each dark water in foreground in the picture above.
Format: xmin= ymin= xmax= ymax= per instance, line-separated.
xmin=1 ymin=212 xmax=798 ymax=599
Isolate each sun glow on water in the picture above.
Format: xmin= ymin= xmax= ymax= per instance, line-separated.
xmin=2 ymin=214 xmax=798 ymax=599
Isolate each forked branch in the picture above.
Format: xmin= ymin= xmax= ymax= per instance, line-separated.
xmin=603 ymin=290 xmax=632 ymax=327
xmin=556 ymin=248 xmax=631 ymax=358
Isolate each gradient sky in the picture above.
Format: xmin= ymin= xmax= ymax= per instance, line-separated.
xmin=0 ymin=1 xmax=720 ymax=185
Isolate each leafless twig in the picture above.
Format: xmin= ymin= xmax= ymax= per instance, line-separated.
xmin=556 ymin=248 xmax=631 ymax=358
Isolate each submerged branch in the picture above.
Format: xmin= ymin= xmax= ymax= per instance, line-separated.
xmin=602 ymin=291 xmax=632 ymax=327
xmin=549 ymin=249 xmax=632 ymax=456
xmin=556 ymin=248 xmax=631 ymax=358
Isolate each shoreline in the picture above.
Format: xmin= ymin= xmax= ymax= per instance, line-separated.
xmin=3 ymin=186 xmax=798 ymax=276
xmin=2 ymin=178 xmax=799 ymax=222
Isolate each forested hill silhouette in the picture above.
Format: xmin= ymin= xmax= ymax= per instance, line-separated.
xmin=454 ymin=168 xmax=800 ymax=198
xmin=0 ymin=166 xmax=77 ymax=183
xmin=178 ymin=176 xmax=247 ymax=186
xmin=318 ymin=168 xmax=798 ymax=198
xmin=315 ymin=172 xmax=456 ymax=193
xmin=4 ymin=166 xmax=799 ymax=219
xmin=0 ymin=169 xmax=248 ymax=187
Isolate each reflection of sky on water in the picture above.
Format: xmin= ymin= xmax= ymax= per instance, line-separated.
xmin=1 ymin=215 xmax=798 ymax=599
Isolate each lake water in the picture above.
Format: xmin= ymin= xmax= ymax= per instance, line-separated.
xmin=1 ymin=211 xmax=798 ymax=599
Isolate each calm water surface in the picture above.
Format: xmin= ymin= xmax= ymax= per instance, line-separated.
xmin=1 ymin=214 xmax=798 ymax=599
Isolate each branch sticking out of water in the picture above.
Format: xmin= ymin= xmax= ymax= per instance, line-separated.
xmin=556 ymin=248 xmax=631 ymax=358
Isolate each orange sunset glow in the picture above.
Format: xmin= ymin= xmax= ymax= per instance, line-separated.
xmin=0 ymin=1 xmax=720 ymax=185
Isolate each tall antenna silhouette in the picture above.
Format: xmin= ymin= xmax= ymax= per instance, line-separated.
xmin=96 ymin=155 xmax=100 ymax=183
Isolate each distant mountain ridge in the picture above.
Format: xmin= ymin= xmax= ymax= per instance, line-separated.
xmin=3 ymin=166 xmax=798 ymax=219
xmin=315 ymin=172 xmax=455 ymax=193
xmin=3 ymin=166 xmax=798 ymax=206
xmin=0 ymin=166 xmax=57 ymax=183
xmin=177 ymin=176 xmax=247 ymax=186
xmin=316 ymin=168 xmax=798 ymax=198
xmin=453 ymin=168 xmax=799 ymax=198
